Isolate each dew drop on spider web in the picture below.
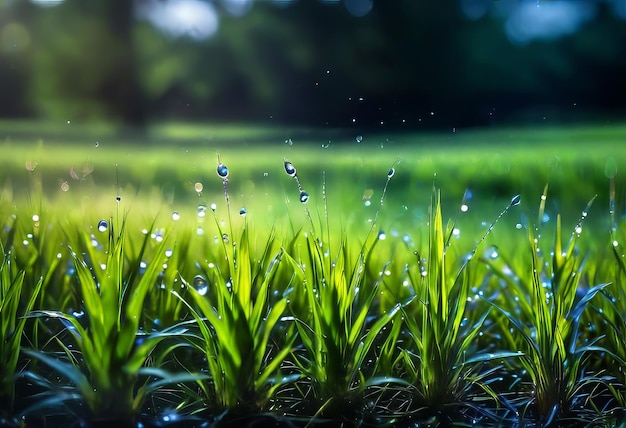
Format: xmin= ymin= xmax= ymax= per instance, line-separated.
xmin=300 ymin=191 xmax=309 ymax=203
xmin=193 ymin=275 xmax=208 ymax=296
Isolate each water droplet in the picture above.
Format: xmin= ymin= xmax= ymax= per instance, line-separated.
xmin=222 ymin=233 xmax=229 ymax=243
xmin=581 ymin=211 xmax=588 ymax=218
xmin=193 ymin=275 xmax=208 ymax=296
xmin=285 ymin=138 xmax=293 ymax=146
xmin=387 ymin=167 xmax=395 ymax=178
xmin=194 ymin=182 xmax=203 ymax=194
xmin=60 ymin=181 xmax=70 ymax=192
xmin=72 ymin=310 xmax=84 ymax=318
xmin=97 ymin=220 xmax=108 ymax=232
xmin=364 ymin=200 xmax=371 ymax=207
xmin=378 ymin=230 xmax=386 ymax=240
xmin=613 ymin=240 xmax=619 ymax=247
xmin=172 ymin=211 xmax=180 ymax=221
xmin=116 ymin=195 xmax=122 ymax=202
xmin=356 ymin=135 xmax=363 ymax=143
xmin=284 ymin=160 xmax=296 ymax=177
xmin=210 ymin=203 xmax=217 ymax=211
xmin=94 ymin=141 xmax=100 ymax=148
xmin=299 ymin=191 xmax=309 ymax=203
xmin=461 ymin=204 xmax=469 ymax=212
xmin=452 ymin=228 xmax=461 ymax=238
xmin=197 ymin=205 xmax=206 ymax=217
xmin=510 ymin=195 xmax=521 ymax=206
xmin=239 ymin=208 xmax=247 ymax=216
xmin=575 ymin=226 xmax=582 ymax=234
xmin=217 ymin=163 xmax=229 ymax=178
xmin=165 ymin=249 xmax=173 ymax=258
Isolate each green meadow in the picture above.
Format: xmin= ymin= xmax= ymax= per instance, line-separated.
xmin=1 ymin=121 xmax=625 ymax=427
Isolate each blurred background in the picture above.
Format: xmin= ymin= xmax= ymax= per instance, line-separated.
xmin=1 ymin=0 xmax=625 ymax=131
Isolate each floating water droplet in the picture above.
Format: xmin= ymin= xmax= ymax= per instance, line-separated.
xmin=239 ymin=208 xmax=247 ymax=216
xmin=172 ymin=211 xmax=180 ymax=221
xmin=356 ymin=135 xmax=363 ymax=143
xmin=193 ymin=275 xmax=208 ymax=296
xmin=216 ymin=163 xmax=229 ymax=178
xmin=284 ymin=160 xmax=296 ymax=177
xmin=299 ymin=191 xmax=309 ymax=203
xmin=510 ymin=194 xmax=521 ymax=206
xmin=285 ymin=138 xmax=293 ymax=146
xmin=97 ymin=220 xmax=108 ymax=232
xmin=387 ymin=167 xmax=395 ymax=178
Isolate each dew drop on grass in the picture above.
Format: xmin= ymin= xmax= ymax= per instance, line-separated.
xmin=239 ymin=208 xmax=247 ymax=216
xmin=197 ymin=205 xmax=206 ymax=217
xmin=172 ymin=211 xmax=180 ymax=221
xmin=60 ymin=181 xmax=70 ymax=192
xmin=97 ymin=220 xmax=108 ymax=232
xmin=364 ymin=200 xmax=371 ymax=207
xmin=299 ymin=191 xmax=309 ymax=203
xmin=216 ymin=163 xmax=229 ymax=178
xmin=196 ymin=226 xmax=204 ymax=235
xmin=284 ymin=160 xmax=296 ymax=177
xmin=193 ymin=275 xmax=208 ymax=296
xmin=378 ymin=230 xmax=386 ymax=240
xmin=510 ymin=194 xmax=521 ymax=206
xmin=356 ymin=135 xmax=363 ymax=143
xmin=387 ymin=167 xmax=395 ymax=178
xmin=165 ymin=249 xmax=173 ymax=258
xmin=72 ymin=310 xmax=85 ymax=318
xmin=210 ymin=203 xmax=217 ymax=211
xmin=222 ymin=233 xmax=229 ymax=243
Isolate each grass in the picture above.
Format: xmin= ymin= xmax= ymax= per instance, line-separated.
xmin=0 ymin=121 xmax=625 ymax=426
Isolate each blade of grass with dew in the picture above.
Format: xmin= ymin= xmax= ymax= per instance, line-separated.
xmin=22 ymin=219 xmax=197 ymax=422
xmin=0 ymin=245 xmax=42 ymax=416
xmin=173 ymin=227 xmax=298 ymax=415
xmin=400 ymin=188 xmax=523 ymax=424
xmin=483 ymin=193 xmax=611 ymax=425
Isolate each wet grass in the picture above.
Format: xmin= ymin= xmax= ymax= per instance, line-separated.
xmin=0 ymin=121 xmax=625 ymax=427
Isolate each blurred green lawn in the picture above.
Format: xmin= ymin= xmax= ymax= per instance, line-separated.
xmin=0 ymin=120 xmax=623 ymax=244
